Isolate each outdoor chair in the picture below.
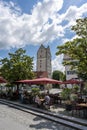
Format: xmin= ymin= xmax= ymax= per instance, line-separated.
xmin=77 ymin=98 xmax=84 ymax=104
xmin=71 ymin=101 xmax=83 ymax=117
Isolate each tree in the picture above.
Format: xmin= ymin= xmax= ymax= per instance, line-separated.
xmin=52 ymin=70 xmax=65 ymax=81
xmin=56 ymin=17 xmax=87 ymax=81
xmin=52 ymin=70 xmax=65 ymax=87
xmin=0 ymin=48 xmax=35 ymax=83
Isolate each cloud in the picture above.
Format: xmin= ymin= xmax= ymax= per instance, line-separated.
xmin=52 ymin=55 xmax=65 ymax=72
xmin=0 ymin=0 xmax=87 ymax=50
xmin=61 ymin=34 xmax=81 ymax=46
xmin=62 ymin=3 xmax=87 ymax=29
xmin=0 ymin=0 xmax=63 ymax=49
xmin=33 ymin=59 xmax=36 ymax=71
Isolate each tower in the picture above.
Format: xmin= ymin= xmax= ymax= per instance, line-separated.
xmin=36 ymin=44 xmax=52 ymax=78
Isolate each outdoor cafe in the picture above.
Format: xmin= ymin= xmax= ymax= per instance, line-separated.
xmin=0 ymin=77 xmax=87 ymax=118
xmin=12 ymin=78 xmax=87 ymax=118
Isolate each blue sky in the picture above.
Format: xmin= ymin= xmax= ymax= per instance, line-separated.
xmin=0 ymin=0 xmax=87 ymax=72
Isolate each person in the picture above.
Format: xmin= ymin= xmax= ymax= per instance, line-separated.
xmin=20 ymin=91 xmax=25 ymax=103
xmin=35 ymin=95 xmax=41 ymax=108
xmin=43 ymin=93 xmax=50 ymax=109
xmin=44 ymin=94 xmax=50 ymax=105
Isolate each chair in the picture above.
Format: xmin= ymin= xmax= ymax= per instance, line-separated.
xmin=71 ymin=101 xmax=83 ymax=117
xmin=77 ymin=98 xmax=84 ymax=104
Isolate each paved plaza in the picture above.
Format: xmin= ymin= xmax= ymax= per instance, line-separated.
xmin=0 ymin=104 xmax=75 ymax=130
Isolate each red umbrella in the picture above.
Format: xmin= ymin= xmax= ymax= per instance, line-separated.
xmin=16 ymin=77 xmax=62 ymax=85
xmin=0 ymin=77 xmax=7 ymax=83
xmin=61 ymin=79 xmax=83 ymax=84
xmin=16 ymin=79 xmax=33 ymax=84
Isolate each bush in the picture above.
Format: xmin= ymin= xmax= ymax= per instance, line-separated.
xmin=61 ymin=88 xmax=71 ymax=100
xmin=73 ymin=85 xmax=79 ymax=93
xmin=31 ymin=87 xmax=40 ymax=96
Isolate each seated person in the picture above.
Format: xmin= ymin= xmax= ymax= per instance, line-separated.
xmin=43 ymin=94 xmax=50 ymax=109
xmin=35 ymin=95 xmax=41 ymax=108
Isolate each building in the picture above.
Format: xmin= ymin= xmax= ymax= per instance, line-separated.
xmin=36 ymin=44 xmax=52 ymax=78
xmin=63 ymin=54 xmax=78 ymax=87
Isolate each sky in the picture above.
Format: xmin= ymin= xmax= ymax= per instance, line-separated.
xmin=0 ymin=0 xmax=87 ymax=72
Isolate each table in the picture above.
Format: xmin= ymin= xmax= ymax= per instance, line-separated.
xmin=40 ymin=99 xmax=45 ymax=102
xmin=77 ymin=103 xmax=87 ymax=108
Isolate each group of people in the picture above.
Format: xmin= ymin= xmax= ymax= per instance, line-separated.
xmin=35 ymin=93 xmax=51 ymax=109
xmin=19 ymin=90 xmax=51 ymax=109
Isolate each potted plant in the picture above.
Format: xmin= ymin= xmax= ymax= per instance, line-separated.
xmin=73 ymin=85 xmax=79 ymax=93
xmin=61 ymin=88 xmax=72 ymax=111
xmin=31 ymin=87 xmax=40 ymax=102
xmin=70 ymin=93 xmax=78 ymax=101
xmin=82 ymin=82 xmax=87 ymax=95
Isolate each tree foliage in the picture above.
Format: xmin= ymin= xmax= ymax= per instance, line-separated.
xmin=52 ymin=70 xmax=65 ymax=81
xmin=52 ymin=70 xmax=65 ymax=87
xmin=56 ymin=17 xmax=87 ymax=81
xmin=0 ymin=48 xmax=35 ymax=83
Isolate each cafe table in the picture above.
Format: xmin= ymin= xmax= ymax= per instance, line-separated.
xmin=40 ymin=99 xmax=45 ymax=102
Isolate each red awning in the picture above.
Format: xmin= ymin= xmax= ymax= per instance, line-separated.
xmin=61 ymin=79 xmax=83 ymax=84
xmin=16 ymin=77 xmax=62 ymax=85
xmin=0 ymin=77 xmax=7 ymax=83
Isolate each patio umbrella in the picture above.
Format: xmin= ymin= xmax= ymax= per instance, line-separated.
xmin=16 ymin=79 xmax=32 ymax=84
xmin=16 ymin=77 xmax=62 ymax=85
xmin=0 ymin=77 xmax=7 ymax=83
xmin=61 ymin=79 xmax=83 ymax=84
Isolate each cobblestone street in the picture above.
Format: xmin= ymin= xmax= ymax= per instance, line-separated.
xmin=0 ymin=104 xmax=76 ymax=130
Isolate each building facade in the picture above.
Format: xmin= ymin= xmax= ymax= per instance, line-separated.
xmin=63 ymin=54 xmax=78 ymax=87
xmin=36 ymin=44 xmax=52 ymax=78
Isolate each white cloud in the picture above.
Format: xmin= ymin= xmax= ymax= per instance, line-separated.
xmin=61 ymin=34 xmax=81 ymax=46
xmin=61 ymin=38 xmax=70 ymax=44
xmin=52 ymin=55 xmax=65 ymax=72
xmin=33 ymin=59 xmax=36 ymax=71
xmin=0 ymin=0 xmax=63 ymax=49
xmin=62 ymin=3 xmax=87 ymax=29
xmin=0 ymin=0 xmax=87 ymax=50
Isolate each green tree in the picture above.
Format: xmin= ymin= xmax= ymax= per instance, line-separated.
xmin=52 ymin=70 xmax=65 ymax=87
xmin=52 ymin=70 xmax=65 ymax=81
xmin=0 ymin=48 xmax=35 ymax=83
xmin=56 ymin=17 xmax=87 ymax=81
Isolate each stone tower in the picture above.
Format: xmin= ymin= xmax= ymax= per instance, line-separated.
xmin=37 ymin=44 xmax=52 ymax=78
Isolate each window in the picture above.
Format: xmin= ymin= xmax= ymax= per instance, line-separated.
xmin=67 ymin=70 xmax=77 ymax=75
